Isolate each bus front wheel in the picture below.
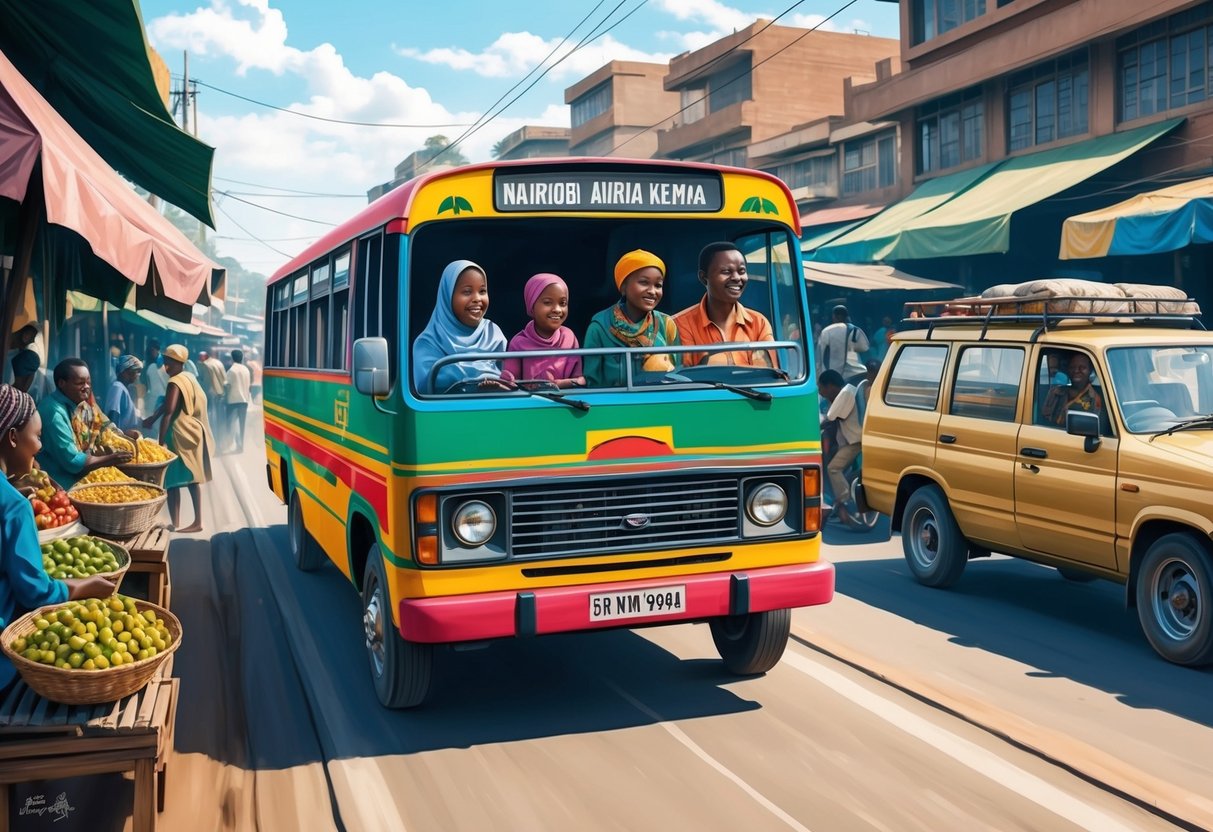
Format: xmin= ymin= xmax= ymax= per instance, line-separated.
xmin=363 ymin=546 xmax=433 ymax=708
xmin=288 ymin=490 xmax=326 ymax=572
xmin=710 ymin=608 xmax=791 ymax=675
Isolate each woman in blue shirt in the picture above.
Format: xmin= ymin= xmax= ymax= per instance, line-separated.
xmin=0 ymin=385 xmax=115 ymax=692
xmin=105 ymin=354 xmax=144 ymax=432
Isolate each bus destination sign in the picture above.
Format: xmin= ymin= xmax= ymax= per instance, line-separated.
xmin=494 ymin=171 xmax=723 ymax=213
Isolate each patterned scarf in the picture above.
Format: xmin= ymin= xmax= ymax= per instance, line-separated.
xmin=0 ymin=384 xmax=35 ymax=436
xmin=70 ymin=394 xmax=106 ymax=453
xmin=606 ymin=301 xmax=678 ymax=373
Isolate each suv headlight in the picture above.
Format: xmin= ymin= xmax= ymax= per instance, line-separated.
xmin=747 ymin=484 xmax=788 ymax=526
xmin=452 ymin=500 xmax=496 ymax=546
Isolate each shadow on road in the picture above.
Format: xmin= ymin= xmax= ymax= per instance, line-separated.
xmin=834 ymin=553 xmax=1213 ymax=727
xmin=822 ymin=514 xmax=892 ymax=546
xmin=169 ymin=528 xmax=760 ymax=771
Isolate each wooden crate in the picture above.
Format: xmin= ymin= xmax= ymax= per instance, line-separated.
xmin=96 ymin=528 xmax=172 ymax=609
xmin=0 ymin=659 xmax=178 ymax=831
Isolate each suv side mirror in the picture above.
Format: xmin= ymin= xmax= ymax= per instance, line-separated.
xmin=353 ymin=337 xmax=390 ymax=397
xmin=1066 ymin=410 xmax=1101 ymax=453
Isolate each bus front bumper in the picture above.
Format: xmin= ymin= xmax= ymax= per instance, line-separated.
xmin=397 ymin=561 xmax=834 ymax=643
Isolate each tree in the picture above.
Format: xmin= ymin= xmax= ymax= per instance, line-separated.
xmin=422 ymin=134 xmax=468 ymax=167
xmin=491 ymin=138 xmax=507 ymax=159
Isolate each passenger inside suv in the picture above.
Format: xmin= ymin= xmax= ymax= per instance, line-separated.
xmin=1038 ymin=350 xmax=1105 ymax=429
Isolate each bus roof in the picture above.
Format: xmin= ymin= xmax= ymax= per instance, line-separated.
xmin=268 ymin=157 xmax=799 ymax=284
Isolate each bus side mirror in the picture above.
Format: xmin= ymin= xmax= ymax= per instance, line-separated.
xmin=353 ymin=337 xmax=390 ymax=397
xmin=1065 ymin=410 xmax=1101 ymax=453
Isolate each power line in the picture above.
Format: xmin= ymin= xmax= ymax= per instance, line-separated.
xmin=609 ymin=0 xmax=860 ymax=157
xmin=213 ymin=175 xmax=368 ymax=198
xmin=223 ymin=190 xmax=365 ymax=199
xmin=214 ymin=190 xmax=337 ymax=225
xmin=422 ymin=0 xmax=614 ymax=169
xmin=214 ymin=234 xmax=321 ymax=242
xmin=214 ymin=202 xmax=292 ymax=258
xmin=191 ymin=79 xmax=475 ymax=128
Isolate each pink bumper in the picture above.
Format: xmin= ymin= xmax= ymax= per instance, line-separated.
xmin=398 ymin=561 xmax=834 ymax=644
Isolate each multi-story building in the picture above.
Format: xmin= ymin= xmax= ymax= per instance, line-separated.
xmin=656 ymin=21 xmax=899 ymax=167
xmin=565 ymin=61 xmax=679 ymax=158
xmin=366 ymin=150 xmax=455 ymax=202
xmin=494 ymin=125 xmax=571 ymax=161
xmin=817 ymin=0 xmax=1213 ymax=298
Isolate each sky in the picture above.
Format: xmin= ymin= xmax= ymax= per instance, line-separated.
xmin=140 ymin=0 xmax=901 ymax=282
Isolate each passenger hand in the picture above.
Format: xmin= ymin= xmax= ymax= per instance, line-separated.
xmin=478 ymin=378 xmax=512 ymax=392
xmin=65 ymin=575 xmax=118 ymax=600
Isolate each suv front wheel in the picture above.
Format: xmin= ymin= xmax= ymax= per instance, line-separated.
xmin=1136 ymin=533 xmax=1213 ymax=666
xmin=901 ymin=484 xmax=968 ymax=588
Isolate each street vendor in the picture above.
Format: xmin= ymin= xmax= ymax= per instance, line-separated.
xmin=0 ymin=384 xmax=116 ymax=693
xmin=106 ymin=354 xmax=144 ymax=433
xmin=35 ymin=358 xmax=132 ymax=489
xmin=144 ymin=344 xmax=213 ymax=533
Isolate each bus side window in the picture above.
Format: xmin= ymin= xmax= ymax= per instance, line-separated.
xmin=353 ymin=231 xmax=398 ymax=386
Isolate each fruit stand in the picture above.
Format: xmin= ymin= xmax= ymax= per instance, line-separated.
xmin=1 ymin=465 xmax=182 ymax=830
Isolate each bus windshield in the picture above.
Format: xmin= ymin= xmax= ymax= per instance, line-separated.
xmin=407 ymin=218 xmax=807 ymax=396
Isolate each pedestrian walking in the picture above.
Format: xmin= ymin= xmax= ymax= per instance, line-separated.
xmin=224 ymin=350 xmax=251 ymax=454
xmin=145 ymin=345 xmax=213 ymax=533
xmin=246 ymin=349 xmax=263 ymax=405
xmin=197 ymin=350 xmax=228 ymax=450
xmin=816 ymin=304 xmax=869 ymax=382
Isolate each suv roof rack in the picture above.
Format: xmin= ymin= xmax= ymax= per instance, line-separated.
xmin=901 ymin=294 xmax=1204 ymax=342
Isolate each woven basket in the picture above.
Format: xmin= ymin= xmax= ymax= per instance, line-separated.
xmin=0 ymin=599 xmax=181 ymax=705
xmin=118 ymin=457 xmax=175 ymax=488
xmin=67 ymin=483 xmax=167 ymax=537
xmin=41 ymin=536 xmax=132 ymax=593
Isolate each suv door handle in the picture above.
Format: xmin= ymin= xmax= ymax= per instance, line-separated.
xmin=939 ymin=434 xmax=957 ymax=444
xmin=1020 ymin=447 xmax=1048 ymax=459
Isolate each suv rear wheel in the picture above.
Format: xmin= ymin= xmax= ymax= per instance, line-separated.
xmin=901 ymin=485 xmax=968 ymax=588
xmin=1136 ymin=533 xmax=1213 ymax=666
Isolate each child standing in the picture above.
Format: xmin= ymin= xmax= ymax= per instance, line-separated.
xmin=413 ymin=260 xmax=509 ymax=393
xmin=583 ymin=250 xmax=680 ymax=387
xmin=502 ymin=274 xmax=584 ymax=388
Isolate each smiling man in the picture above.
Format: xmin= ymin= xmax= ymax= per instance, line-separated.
xmin=674 ymin=241 xmax=775 ymax=368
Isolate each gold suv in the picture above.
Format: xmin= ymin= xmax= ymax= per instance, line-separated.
xmin=861 ymin=288 xmax=1213 ymax=667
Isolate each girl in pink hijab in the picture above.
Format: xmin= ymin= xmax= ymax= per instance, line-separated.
xmin=502 ymin=274 xmax=584 ymax=388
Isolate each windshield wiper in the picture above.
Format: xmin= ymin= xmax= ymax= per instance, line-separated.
xmin=661 ymin=373 xmax=772 ymax=402
xmin=510 ymin=383 xmax=590 ymax=411
xmin=1150 ymin=413 xmax=1213 ymax=439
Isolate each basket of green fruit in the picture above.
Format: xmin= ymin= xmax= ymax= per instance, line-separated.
xmin=1 ymin=595 xmax=181 ymax=704
xmin=41 ymin=535 xmax=130 ymax=592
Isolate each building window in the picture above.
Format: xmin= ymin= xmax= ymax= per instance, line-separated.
xmin=1118 ymin=3 xmax=1213 ymax=121
xmin=701 ymin=147 xmax=747 ymax=167
xmin=917 ymin=88 xmax=983 ymax=174
xmin=913 ymin=0 xmax=986 ymax=44
xmin=764 ymin=155 xmax=836 ymax=191
xmin=571 ymin=81 xmax=612 ymax=128
xmin=708 ymin=59 xmax=753 ymax=113
xmin=680 ymin=86 xmax=706 ymax=125
xmin=1007 ymin=50 xmax=1089 ymax=151
xmin=842 ymin=131 xmax=897 ymax=194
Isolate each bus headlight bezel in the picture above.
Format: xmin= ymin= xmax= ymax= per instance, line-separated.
xmin=451 ymin=500 xmax=497 ymax=546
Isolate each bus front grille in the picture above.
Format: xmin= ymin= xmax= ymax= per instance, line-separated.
xmin=510 ymin=475 xmax=741 ymax=558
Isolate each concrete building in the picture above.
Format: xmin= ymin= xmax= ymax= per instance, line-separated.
xmin=494 ymin=125 xmax=571 ymax=161
xmin=821 ymin=0 xmax=1213 ymax=296
xmin=366 ymin=150 xmax=455 ymax=202
xmin=565 ymin=61 xmax=679 ymax=158
xmin=656 ymin=21 xmax=899 ymax=167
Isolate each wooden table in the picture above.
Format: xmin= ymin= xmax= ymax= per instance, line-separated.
xmin=0 ymin=659 xmax=178 ymax=832
xmin=99 ymin=528 xmax=172 ymax=610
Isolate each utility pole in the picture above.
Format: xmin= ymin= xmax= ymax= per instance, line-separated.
xmin=171 ymin=52 xmax=208 ymax=252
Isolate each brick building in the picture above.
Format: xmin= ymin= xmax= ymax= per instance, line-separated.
xmin=565 ymin=61 xmax=679 ymax=158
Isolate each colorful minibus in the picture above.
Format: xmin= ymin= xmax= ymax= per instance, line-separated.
xmin=263 ymin=159 xmax=832 ymax=707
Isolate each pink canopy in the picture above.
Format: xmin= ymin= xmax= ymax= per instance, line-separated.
xmin=0 ymin=48 xmax=216 ymax=307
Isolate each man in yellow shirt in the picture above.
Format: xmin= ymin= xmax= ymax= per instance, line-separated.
xmin=673 ymin=242 xmax=776 ymax=368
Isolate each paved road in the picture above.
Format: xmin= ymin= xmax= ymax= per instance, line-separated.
xmin=120 ymin=411 xmax=1196 ymax=832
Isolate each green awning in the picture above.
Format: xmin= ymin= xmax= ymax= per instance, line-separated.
xmin=66 ymin=290 xmax=202 ymax=335
xmin=811 ymin=162 xmax=999 ymax=263
xmin=801 ymin=219 xmax=863 ymax=253
xmin=0 ymin=1 xmax=216 ymax=226
xmin=888 ymin=119 xmax=1181 ymax=261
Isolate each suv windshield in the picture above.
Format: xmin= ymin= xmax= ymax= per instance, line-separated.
xmin=1107 ymin=346 xmax=1213 ymax=433
xmin=408 ymin=218 xmax=807 ymax=397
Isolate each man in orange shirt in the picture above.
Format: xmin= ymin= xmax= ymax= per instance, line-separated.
xmin=673 ymin=242 xmax=776 ymax=368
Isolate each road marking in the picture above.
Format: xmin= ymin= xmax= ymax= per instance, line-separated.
xmin=607 ymin=681 xmax=814 ymax=832
xmin=780 ymin=650 xmax=1141 ymax=832
xmin=225 ymin=458 xmax=267 ymax=528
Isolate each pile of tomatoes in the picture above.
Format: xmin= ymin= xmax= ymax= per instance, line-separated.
xmin=32 ymin=490 xmax=79 ymax=531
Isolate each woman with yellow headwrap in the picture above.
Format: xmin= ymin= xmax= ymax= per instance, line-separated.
xmin=583 ymin=250 xmax=681 ymax=387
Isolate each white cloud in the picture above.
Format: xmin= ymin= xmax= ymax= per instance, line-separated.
xmin=653 ymin=0 xmax=755 ymax=32
xmin=398 ymin=31 xmax=671 ymax=80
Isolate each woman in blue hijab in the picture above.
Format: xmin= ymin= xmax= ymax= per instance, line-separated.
xmin=412 ymin=260 xmax=508 ymax=393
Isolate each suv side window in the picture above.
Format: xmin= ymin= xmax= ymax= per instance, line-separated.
xmin=950 ymin=347 xmax=1024 ymax=422
xmin=885 ymin=345 xmax=949 ymax=410
xmin=1034 ymin=348 xmax=1111 ymax=434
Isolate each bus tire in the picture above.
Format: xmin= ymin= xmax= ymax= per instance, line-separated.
xmin=363 ymin=546 xmax=433 ymax=708
xmin=288 ymin=490 xmax=326 ymax=572
xmin=710 ymin=608 xmax=791 ymax=675
xmin=901 ymin=485 xmax=967 ymax=588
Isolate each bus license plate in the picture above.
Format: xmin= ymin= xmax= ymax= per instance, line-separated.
xmin=589 ymin=585 xmax=686 ymax=622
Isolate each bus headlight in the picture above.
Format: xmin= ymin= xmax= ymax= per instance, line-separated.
xmin=452 ymin=500 xmax=496 ymax=546
xmin=746 ymin=484 xmax=788 ymax=526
